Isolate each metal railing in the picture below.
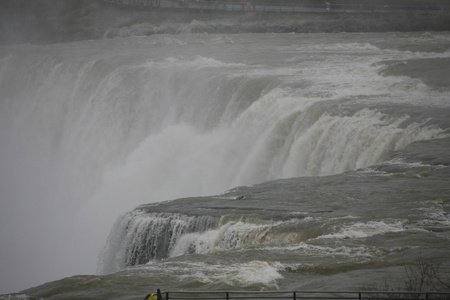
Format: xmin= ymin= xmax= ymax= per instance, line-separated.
xmin=159 ymin=291 xmax=450 ymax=300
xmin=103 ymin=0 xmax=450 ymax=14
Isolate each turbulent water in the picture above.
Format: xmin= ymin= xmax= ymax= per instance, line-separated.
xmin=1 ymin=32 xmax=450 ymax=299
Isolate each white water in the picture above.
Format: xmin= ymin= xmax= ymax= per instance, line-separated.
xmin=0 ymin=33 xmax=449 ymax=294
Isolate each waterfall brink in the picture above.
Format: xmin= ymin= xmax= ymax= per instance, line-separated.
xmin=98 ymin=206 xmax=325 ymax=274
xmin=1 ymin=45 xmax=445 ymax=213
xmin=98 ymin=210 xmax=219 ymax=273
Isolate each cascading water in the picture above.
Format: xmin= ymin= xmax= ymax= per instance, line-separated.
xmin=1 ymin=32 xmax=449 ymax=295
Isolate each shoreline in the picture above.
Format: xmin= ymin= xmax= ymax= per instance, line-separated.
xmin=102 ymin=10 xmax=450 ymax=38
xmin=1 ymin=1 xmax=450 ymax=45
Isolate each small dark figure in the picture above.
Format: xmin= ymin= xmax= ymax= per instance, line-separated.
xmin=157 ymin=289 xmax=163 ymax=300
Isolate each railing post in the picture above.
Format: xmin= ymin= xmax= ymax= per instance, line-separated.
xmin=293 ymin=291 xmax=296 ymax=300
xmin=226 ymin=292 xmax=229 ymax=300
xmin=358 ymin=292 xmax=362 ymax=300
xmin=165 ymin=291 xmax=169 ymax=300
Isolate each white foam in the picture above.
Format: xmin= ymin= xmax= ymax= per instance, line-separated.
xmin=318 ymin=221 xmax=406 ymax=239
xmin=416 ymin=200 xmax=450 ymax=227
xmin=292 ymin=42 xmax=382 ymax=53
xmin=170 ymin=221 xmax=280 ymax=257
xmin=0 ymin=295 xmax=31 ymax=300
xmin=228 ymin=261 xmax=283 ymax=287
xmin=261 ymin=240 xmax=400 ymax=263
xmin=148 ymin=55 xmax=245 ymax=69
xmin=139 ymin=260 xmax=283 ymax=289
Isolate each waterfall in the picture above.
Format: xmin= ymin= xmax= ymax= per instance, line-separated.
xmin=0 ymin=36 xmax=447 ymax=291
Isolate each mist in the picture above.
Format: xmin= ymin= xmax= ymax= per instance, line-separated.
xmin=0 ymin=81 xmax=99 ymax=294
xmin=0 ymin=42 xmax=237 ymax=293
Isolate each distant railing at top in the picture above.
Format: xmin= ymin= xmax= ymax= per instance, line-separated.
xmin=103 ymin=0 xmax=450 ymax=14
xmin=158 ymin=290 xmax=450 ymax=300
